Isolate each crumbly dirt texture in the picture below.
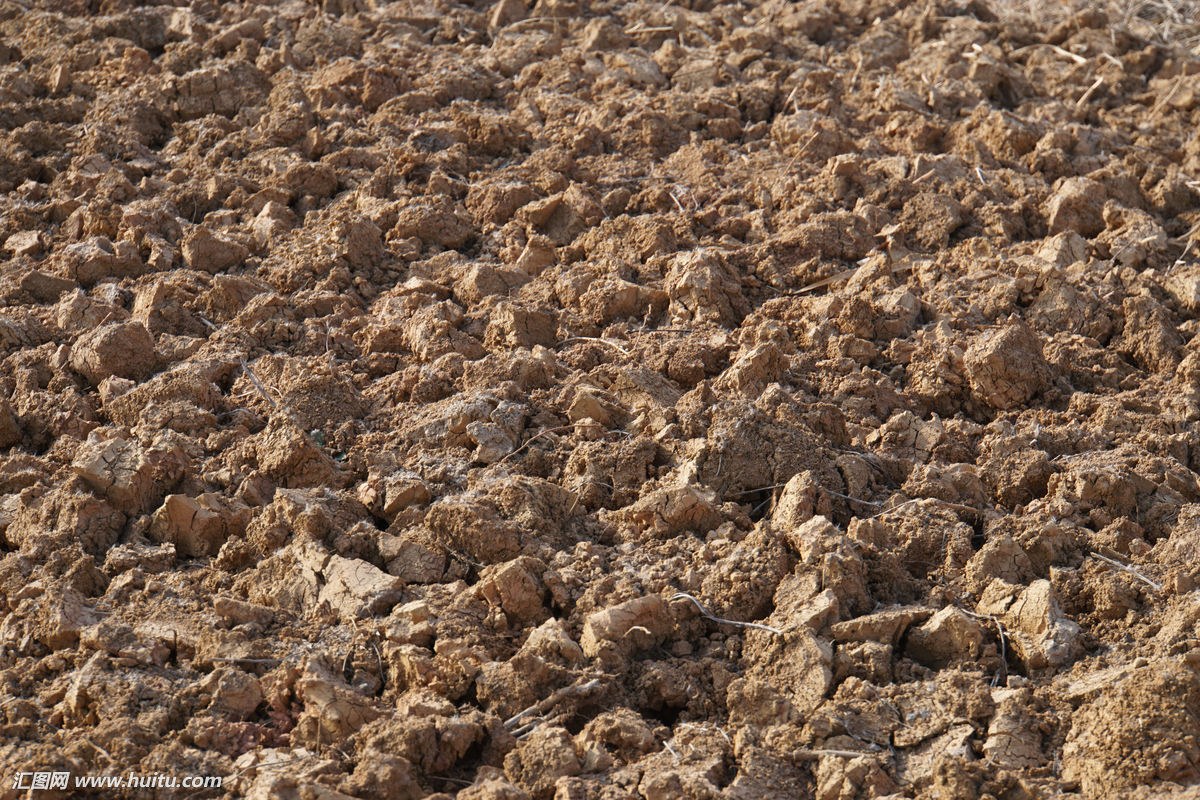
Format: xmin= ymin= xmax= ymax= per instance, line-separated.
xmin=3 ymin=0 xmax=1200 ymax=798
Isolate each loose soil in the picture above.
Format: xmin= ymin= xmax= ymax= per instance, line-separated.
xmin=2 ymin=0 xmax=1200 ymax=798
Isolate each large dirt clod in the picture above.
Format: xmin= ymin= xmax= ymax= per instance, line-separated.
xmin=70 ymin=321 xmax=160 ymax=385
xmin=963 ymin=322 xmax=1052 ymax=411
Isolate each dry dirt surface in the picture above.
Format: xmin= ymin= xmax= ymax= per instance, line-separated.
xmin=2 ymin=0 xmax=1200 ymax=797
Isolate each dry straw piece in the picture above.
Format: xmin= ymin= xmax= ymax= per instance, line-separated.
xmin=672 ymin=592 xmax=785 ymax=635
xmin=993 ymin=0 xmax=1200 ymax=53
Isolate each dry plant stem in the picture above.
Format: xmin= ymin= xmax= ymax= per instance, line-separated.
xmin=793 ymin=265 xmax=863 ymax=295
xmin=869 ymin=497 xmax=979 ymax=519
xmin=674 ymin=722 xmax=733 ymax=746
xmin=500 ymin=16 xmax=555 ymax=32
xmin=826 ymin=489 xmax=882 ymax=506
xmin=504 ymin=677 xmax=604 ymax=730
xmin=510 ymin=716 xmax=546 ymax=739
xmin=557 ymin=336 xmax=631 ymax=355
xmin=1076 ymin=76 xmax=1106 ymax=108
xmin=496 ymin=425 xmax=575 ymax=464
xmin=370 ymin=640 xmax=384 ymax=689
xmin=239 ymin=358 xmax=278 ymax=410
xmin=792 ymin=258 xmax=918 ymax=296
xmin=435 ymin=541 xmax=485 ymax=570
xmin=1009 ymin=43 xmax=1088 ymax=62
xmin=1049 ymin=43 xmax=1089 ymax=62
xmin=785 ymin=131 xmax=822 ymax=172
xmin=672 ymin=592 xmax=784 ymax=635
xmin=727 ymin=481 xmax=793 ymax=497
xmin=635 ymin=328 xmax=694 ymax=335
xmin=1091 ymin=552 xmax=1164 ymax=592
xmin=959 ymin=608 xmax=1009 ymax=685
xmin=791 ymin=749 xmax=883 ymax=761
xmin=782 ymin=82 xmax=801 ymax=111
xmin=84 ymin=738 xmax=115 ymax=764
xmin=1151 ymin=73 xmax=1186 ymax=114
xmin=727 ymin=484 xmax=925 ymax=517
xmin=626 ymin=23 xmax=675 ymax=34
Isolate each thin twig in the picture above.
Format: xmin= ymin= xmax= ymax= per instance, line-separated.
xmin=633 ymin=328 xmax=694 ymax=335
xmin=1076 ymin=76 xmax=1105 ymax=109
xmin=1050 ymin=44 xmax=1088 ymax=63
xmin=790 ymin=258 xmax=919 ymax=296
xmin=557 ymin=337 xmax=630 ymax=355
xmin=1011 ymin=43 xmax=1089 ymax=63
xmin=496 ymin=425 xmax=574 ymax=464
xmin=791 ymin=748 xmax=882 ymax=761
xmin=433 ymin=541 xmax=485 ymax=570
xmin=792 ymin=265 xmax=863 ymax=295
xmin=499 ymin=16 xmax=555 ymax=32
xmin=239 ymin=358 xmax=278 ymax=410
xmin=729 ymin=481 xmax=883 ymax=507
xmin=83 ymin=738 xmax=115 ymax=764
xmin=1151 ymin=73 xmax=1186 ymax=115
xmin=959 ymin=607 xmax=1008 ymax=686
xmin=868 ymin=497 xmax=978 ymax=519
xmin=727 ymin=482 xmax=791 ymax=497
xmin=1008 ymin=43 xmax=1082 ymax=63
xmin=504 ymin=677 xmax=603 ymax=730
xmin=827 ymin=489 xmax=882 ymax=506
xmin=782 ymin=82 xmax=801 ymax=112
xmin=785 ymin=131 xmax=822 ymax=172
xmin=672 ymin=593 xmax=783 ymax=635
xmin=1091 ymin=552 xmax=1163 ymax=592
xmin=674 ymin=722 xmax=733 ymax=746
xmin=510 ymin=716 xmax=545 ymax=738
xmin=370 ymin=640 xmax=385 ymax=691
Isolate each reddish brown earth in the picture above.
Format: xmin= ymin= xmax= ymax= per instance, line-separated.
xmin=1 ymin=0 xmax=1200 ymax=798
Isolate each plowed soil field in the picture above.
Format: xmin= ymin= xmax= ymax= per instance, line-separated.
xmin=2 ymin=0 xmax=1200 ymax=798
